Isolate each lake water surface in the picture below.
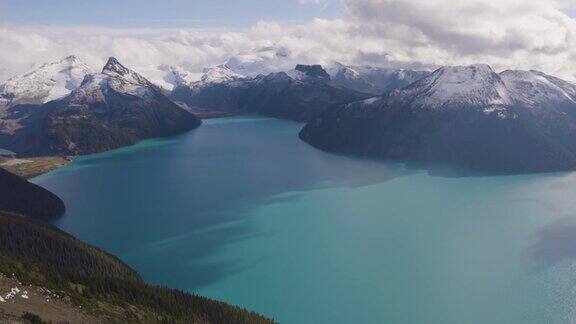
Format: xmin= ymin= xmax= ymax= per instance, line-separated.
xmin=33 ymin=116 xmax=576 ymax=323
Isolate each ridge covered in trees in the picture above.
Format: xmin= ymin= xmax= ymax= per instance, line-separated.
xmin=0 ymin=168 xmax=65 ymax=220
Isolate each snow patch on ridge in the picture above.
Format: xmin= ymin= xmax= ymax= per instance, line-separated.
xmin=500 ymin=70 xmax=576 ymax=108
xmin=393 ymin=64 xmax=512 ymax=109
xmin=200 ymin=65 xmax=244 ymax=84
xmin=361 ymin=97 xmax=380 ymax=105
xmin=0 ymin=56 xmax=93 ymax=107
xmin=69 ymin=57 xmax=158 ymax=103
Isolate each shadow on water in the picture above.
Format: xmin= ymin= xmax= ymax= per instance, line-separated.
xmin=36 ymin=116 xmax=481 ymax=289
xmin=391 ymin=158 xmax=564 ymax=179
xmin=136 ymin=218 xmax=265 ymax=288
xmin=527 ymin=217 xmax=576 ymax=269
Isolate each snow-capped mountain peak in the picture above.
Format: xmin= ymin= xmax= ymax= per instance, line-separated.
xmin=102 ymin=57 xmax=130 ymax=76
xmin=328 ymin=62 xmax=361 ymax=79
xmin=222 ymin=45 xmax=293 ymax=77
xmin=0 ymin=55 xmax=93 ymax=108
xmin=167 ymin=66 xmax=201 ymax=87
xmin=339 ymin=66 xmax=362 ymax=80
xmin=102 ymin=57 xmax=151 ymax=87
xmin=70 ymin=57 xmax=157 ymax=103
xmin=200 ymin=65 xmax=244 ymax=84
xmin=500 ymin=69 xmax=576 ymax=108
xmin=141 ymin=65 xmax=203 ymax=91
xmin=327 ymin=62 xmax=430 ymax=95
xmin=393 ymin=64 xmax=512 ymax=109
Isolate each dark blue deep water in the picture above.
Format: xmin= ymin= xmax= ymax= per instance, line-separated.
xmin=34 ymin=116 xmax=576 ymax=323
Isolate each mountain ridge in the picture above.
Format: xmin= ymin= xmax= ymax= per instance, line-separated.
xmin=0 ymin=57 xmax=201 ymax=157
xmin=0 ymin=56 xmax=93 ymax=109
xmin=300 ymin=64 xmax=576 ymax=173
xmin=327 ymin=62 xmax=430 ymax=95
xmin=170 ymin=64 xmax=369 ymax=122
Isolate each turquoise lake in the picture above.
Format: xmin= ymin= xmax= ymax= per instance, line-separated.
xmin=33 ymin=116 xmax=576 ymax=323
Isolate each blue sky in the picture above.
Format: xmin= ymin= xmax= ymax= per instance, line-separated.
xmin=0 ymin=0 xmax=344 ymax=28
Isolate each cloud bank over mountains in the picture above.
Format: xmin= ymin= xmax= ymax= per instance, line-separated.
xmin=2 ymin=0 xmax=576 ymax=81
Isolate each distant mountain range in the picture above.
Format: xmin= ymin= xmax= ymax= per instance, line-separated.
xmin=327 ymin=62 xmax=430 ymax=95
xmin=170 ymin=64 xmax=369 ymax=122
xmin=4 ymin=55 xmax=576 ymax=173
xmin=2 ymin=57 xmax=421 ymax=155
xmin=0 ymin=56 xmax=429 ymax=123
xmin=300 ymin=64 xmax=576 ymax=173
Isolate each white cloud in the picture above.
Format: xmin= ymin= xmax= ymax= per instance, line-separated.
xmin=2 ymin=0 xmax=576 ymax=82
xmin=342 ymin=0 xmax=576 ymax=76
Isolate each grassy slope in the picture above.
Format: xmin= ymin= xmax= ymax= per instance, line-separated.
xmin=0 ymin=156 xmax=70 ymax=179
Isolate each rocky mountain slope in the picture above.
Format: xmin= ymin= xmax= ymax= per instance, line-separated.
xmin=0 ymin=56 xmax=92 ymax=109
xmin=327 ymin=63 xmax=430 ymax=95
xmin=500 ymin=69 xmax=576 ymax=111
xmin=170 ymin=64 xmax=369 ymax=122
xmin=0 ymin=57 xmax=201 ymax=156
xmin=300 ymin=64 xmax=576 ymax=173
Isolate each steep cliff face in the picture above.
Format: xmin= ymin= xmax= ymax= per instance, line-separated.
xmin=300 ymin=65 xmax=576 ymax=173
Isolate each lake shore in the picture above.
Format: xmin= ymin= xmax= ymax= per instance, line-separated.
xmin=0 ymin=156 xmax=73 ymax=179
xmin=0 ymin=114 xmax=244 ymax=179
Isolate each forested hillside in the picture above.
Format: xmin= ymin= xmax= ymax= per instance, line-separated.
xmin=0 ymin=212 xmax=273 ymax=323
